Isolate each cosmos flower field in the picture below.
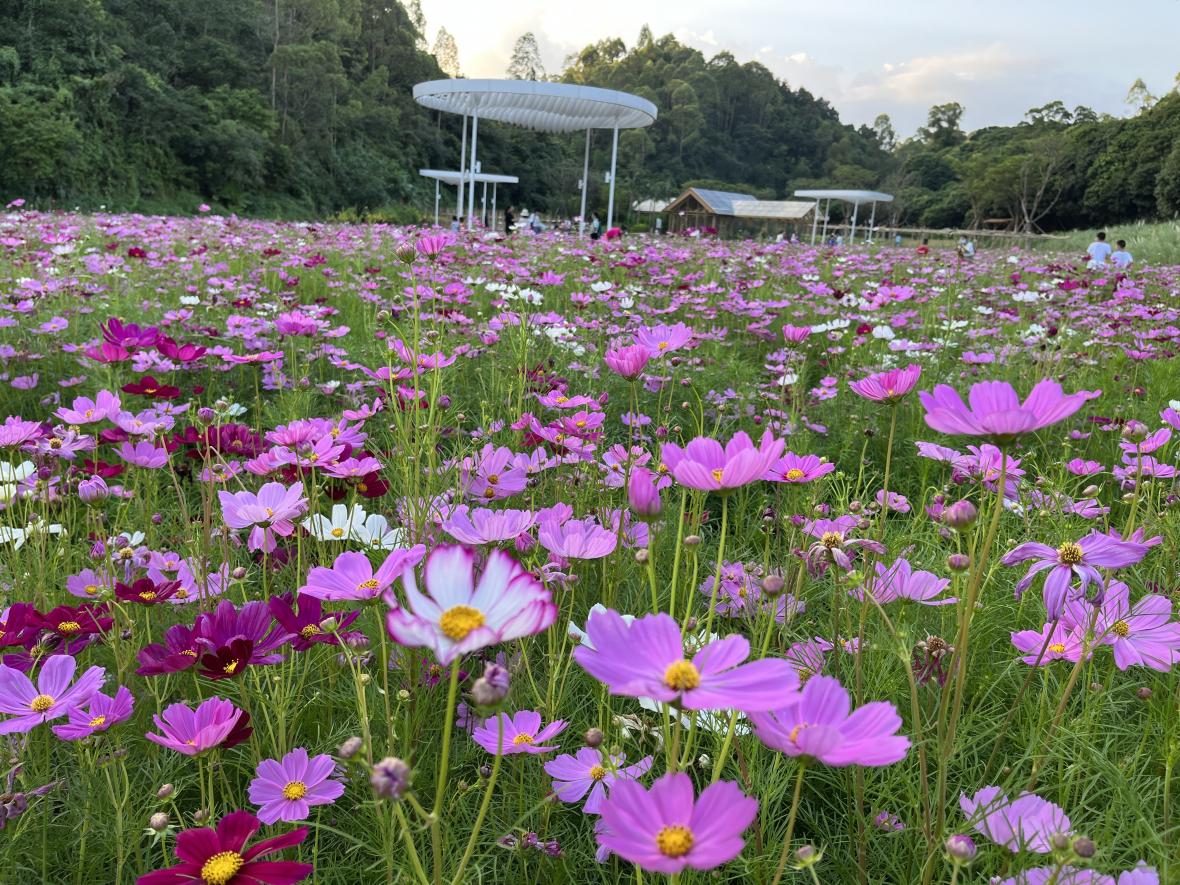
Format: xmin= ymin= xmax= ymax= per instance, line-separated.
xmin=0 ymin=206 xmax=1176 ymax=884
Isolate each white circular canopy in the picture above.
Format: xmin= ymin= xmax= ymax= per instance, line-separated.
xmin=420 ymin=169 xmax=519 ymax=186
xmin=413 ymin=79 xmax=657 ymax=133
xmin=794 ymin=189 xmax=894 ymax=205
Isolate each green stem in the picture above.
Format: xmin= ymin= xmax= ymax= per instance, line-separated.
xmin=450 ymin=717 xmax=505 ymax=885
xmin=430 ymin=661 xmax=462 ymax=885
xmin=769 ymin=762 xmax=807 ymax=885
xmin=700 ymin=495 xmax=730 ymax=638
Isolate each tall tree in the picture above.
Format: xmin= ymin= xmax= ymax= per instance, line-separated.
xmin=433 ymin=27 xmax=460 ymax=78
xmin=1126 ymin=78 xmax=1157 ymax=114
xmin=918 ymin=102 xmax=965 ymax=149
xmin=871 ymin=113 xmax=896 ymax=151
xmin=507 ymin=32 xmax=545 ymax=81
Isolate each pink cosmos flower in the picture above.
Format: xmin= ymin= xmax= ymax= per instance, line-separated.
xmin=1066 ymin=458 xmax=1103 ymax=476
xmin=537 ymin=516 xmax=617 ymax=560
xmin=661 ymin=430 xmax=785 ymax=493
xmin=750 ymin=675 xmax=909 ymax=766
xmin=764 ymin=452 xmax=834 ymax=484
xmin=1010 ymin=621 xmax=1084 ymax=666
xmin=51 ymin=685 xmax=134 ymax=741
xmin=544 ymin=748 xmax=653 ymax=813
xmin=145 ymin=696 xmax=252 ymax=756
xmin=782 ymin=324 xmax=812 ymax=345
xmin=416 ymin=234 xmax=450 ymax=257
xmin=997 ymin=863 xmax=1158 ymax=885
xmin=118 ymin=440 xmax=168 ymax=468
xmin=573 ymin=609 xmax=799 ymax=712
xmin=855 ymin=558 xmax=955 ymax=606
xmin=918 ymin=379 xmax=1100 ymax=444
xmin=385 ymin=545 xmax=556 ymax=665
xmin=248 ymin=747 xmax=345 ymax=824
xmin=635 ymin=322 xmax=692 ymax=356
xmin=0 ymin=655 xmax=106 ymax=734
xmin=218 ymin=481 xmax=308 ymax=552
xmin=596 ymin=772 xmax=757 ymax=873
xmin=604 ymin=345 xmax=650 ymax=380
xmin=471 ymin=710 xmax=568 ymax=755
xmin=1066 ymin=580 xmax=1180 ymax=672
xmin=627 ymin=466 xmax=663 ymax=519
xmin=441 ymin=506 xmax=537 ymax=545
xmin=1001 ymin=530 xmax=1153 ymax=618
xmin=54 ymin=391 xmax=121 ymax=424
xmin=299 ymin=547 xmax=426 ymax=602
xmin=959 ymin=786 xmax=1070 ymax=853
xmin=849 ymin=364 xmax=921 ymax=403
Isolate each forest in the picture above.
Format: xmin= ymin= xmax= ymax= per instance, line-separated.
xmin=3 ymin=0 xmax=1179 ymax=230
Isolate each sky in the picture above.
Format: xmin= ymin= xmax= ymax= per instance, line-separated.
xmin=419 ymin=0 xmax=1180 ymax=135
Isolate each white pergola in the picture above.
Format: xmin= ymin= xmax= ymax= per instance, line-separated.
xmin=419 ymin=169 xmax=519 ymax=229
xmin=413 ymin=79 xmax=658 ymax=234
xmin=794 ymin=189 xmax=894 ymax=245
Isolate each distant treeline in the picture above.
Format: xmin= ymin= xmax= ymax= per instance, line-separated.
xmin=2 ymin=3 xmax=1178 ymax=230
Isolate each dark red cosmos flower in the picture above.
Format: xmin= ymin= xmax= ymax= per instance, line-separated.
xmin=126 ymin=247 xmax=147 ymax=259
xmin=78 ymin=458 xmax=125 ymax=479
xmin=33 ymin=603 xmax=113 ymax=639
xmin=0 ymin=603 xmax=39 ymax=648
xmin=267 ymin=593 xmax=361 ymax=651
xmin=135 ymin=809 xmax=309 ymax=885
xmin=115 ymin=578 xmax=181 ymax=606
xmin=137 ymin=624 xmax=201 ymax=676
xmin=198 ymin=638 xmax=254 ymax=681
xmin=122 ymin=375 xmax=181 ymax=400
xmin=156 ymin=338 xmax=207 ymax=363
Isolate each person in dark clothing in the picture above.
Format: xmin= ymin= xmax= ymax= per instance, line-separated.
xmin=504 ymin=206 xmax=515 ymax=234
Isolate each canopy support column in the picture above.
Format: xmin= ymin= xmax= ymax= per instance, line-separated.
xmin=466 ymin=109 xmax=479 ymax=231
xmin=867 ymin=201 xmax=877 ymax=243
xmin=434 ymin=179 xmax=440 ymax=226
xmin=481 ymin=180 xmax=488 ymax=227
xmin=606 ymin=127 xmax=619 ymax=230
xmin=810 ymin=199 xmax=819 ymax=245
xmin=849 ymin=201 xmax=859 ymax=243
xmin=821 ymin=199 xmax=830 ymax=241
xmin=578 ymin=129 xmax=591 ymax=236
xmin=456 ymin=115 xmax=467 ymax=226
xmin=492 ymin=184 xmax=498 ymax=231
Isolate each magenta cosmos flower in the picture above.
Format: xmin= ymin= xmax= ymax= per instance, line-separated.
xmin=136 ymin=809 xmax=311 ymax=885
xmin=764 ymin=452 xmax=834 ymax=484
xmin=0 ymin=654 xmax=105 ymax=734
xmin=52 ymin=685 xmax=134 ymax=741
xmin=472 ymin=710 xmax=568 ymax=755
xmin=1001 ymin=530 xmax=1152 ymax=619
xmin=537 ymin=516 xmax=617 ymax=560
xmin=856 ymin=557 xmax=955 ymax=606
xmin=299 ymin=547 xmax=425 ymax=602
xmin=1066 ymin=580 xmax=1180 ymax=672
xmin=544 ymin=748 xmax=653 ymax=813
xmin=573 ymin=609 xmax=798 ymax=712
xmin=441 ymin=506 xmax=536 ymax=545
xmin=218 ymin=481 xmax=308 ymax=552
xmin=248 ymin=747 xmax=344 ymax=824
xmin=596 ymin=772 xmax=757 ymax=873
xmin=661 ymin=430 xmax=784 ymax=493
xmin=849 ymin=364 xmax=922 ymax=404
xmin=604 ymin=345 xmax=650 ymax=380
xmin=146 ymin=696 xmax=252 ymax=756
xmin=959 ymin=786 xmax=1070 ymax=854
xmin=750 ymin=674 xmax=909 ymax=766
xmin=385 ymin=545 xmax=556 ymax=665
xmin=918 ymin=379 xmax=1100 ymax=444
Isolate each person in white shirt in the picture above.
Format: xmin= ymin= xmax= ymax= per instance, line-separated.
xmin=1111 ymin=239 xmax=1133 ymax=269
xmin=1086 ymin=231 xmax=1112 ymax=268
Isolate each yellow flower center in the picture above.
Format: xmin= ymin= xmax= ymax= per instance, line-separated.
xmin=663 ymin=659 xmax=701 ymax=691
xmin=175 ymin=588 xmax=189 ymax=599
xmin=512 ymin=733 xmax=534 ymax=746
xmin=555 ymin=396 xmax=568 ymax=403
xmin=656 ymin=825 xmax=694 ymax=857
xmin=575 ymin=420 xmax=586 ymax=428
xmin=439 ymin=605 xmax=485 ymax=641
xmin=265 ymin=507 xmax=274 ymax=517
xmin=282 ymin=781 xmax=308 ymax=800
xmin=357 ymin=578 xmax=380 ymax=592
xmin=88 ymin=715 xmax=107 ymax=729
xmin=30 ymin=694 xmax=54 ymax=713
xmin=657 ymin=341 xmax=669 ymax=351
xmin=139 ymin=591 xmax=157 ymax=601
xmin=223 ymin=661 xmax=238 ymax=675
xmin=1057 ymin=542 xmax=1084 ymax=565
xmin=200 ymin=850 xmax=245 ymax=885
xmin=84 ymin=584 xmax=99 ymax=595
xmin=483 ymin=487 xmax=495 ymax=499
xmin=821 ymin=531 xmax=843 ymax=548
xmin=57 ymin=620 xmax=82 ymax=634
xmin=181 ymin=648 xmax=198 ymax=657
xmin=330 ymin=527 xmax=345 ymax=538
xmin=788 ymin=723 xmax=813 ymax=744
xmin=1111 ymin=620 xmax=1130 ymax=637
xmin=300 ymin=624 xmax=320 ymax=639
xmin=589 ymin=765 xmax=607 ymax=781
xmin=710 ymin=468 xmax=724 ymax=482
xmin=1048 ymin=643 xmax=1066 ymax=654
xmin=785 ymin=468 xmax=805 ymax=481
xmin=486 ymin=474 xmax=499 ymax=485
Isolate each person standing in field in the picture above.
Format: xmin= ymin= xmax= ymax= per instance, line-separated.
xmin=1112 ymin=239 xmax=1133 ymax=268
xmin=1086 ymin=231 xmax=1112 ymax=268
xmin=504 ymin=206 xmax=515 ymax=234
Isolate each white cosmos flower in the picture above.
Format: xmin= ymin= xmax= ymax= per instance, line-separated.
xmin=349 ymin=512 xmax=406 ymax=551
xmin=303 ymin=503 xmax=366 ymax=542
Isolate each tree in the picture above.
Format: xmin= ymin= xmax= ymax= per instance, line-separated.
xmin=433 ymin=27 xmax=460 ymax=78
xmin=871 ymin=113 xmax=896 ymax=151
xmin=407 ymin=0 xmax=427 ymax=51
xmin=507 ymin=32 xmax=545 ymax=81
xmin=1126 ymin=78 xmax=1156 ymax=114
xmin=637 ymin=25 xmax=654 ymax=49
xmin=919 ymin=102 xmax=965 ymax=149
xmin=1025 ymin=101 xmax=1072 ymax=125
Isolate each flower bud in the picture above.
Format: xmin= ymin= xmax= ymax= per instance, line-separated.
xmin=193 ymin=809 xmax=210 ymax=824
xmin=196 ymin=407 xmax=216 ymax=423
xmin=627 ymin=467 xmax=662 ymax=521
xmin=156 ymin=783 xmax=174 ymax=800
xmin=761 ymin=575 xmax=785 ymax=597
xmin=1072 ymin=836 xmax=1095 ymax=859
xmin=942 ymin=500 xmax=978 ymax=530
xmin=1121 ymin=420 xmax=1148 ymax=442
xmin=231 ymin=566 xmax=247 ymax=580
xmin=338 ymin=736 xmax=363 ymax=759
xmin=1136 ymin=687 xmax=1153 ymax=701
xmin=149 ymin=812 xmax=170 ymax=832
xmin=78 ymin=475 xmax=109 ymax=503
xmin=633 ymin=549 xmax=649 ymax=565
xmin=470 ymin=662 xmax=510 ymax=707
xmin=370 ymin=757 xmax=411 ymax=799
xmin=395 ymin=243 xmax=418 ymax=265
xmin=946 ymin=553 xmax=970 ymax=573
xmin=683 ymin=534 xmax=701 ymax=548
xmin=794 ymin=844 xmax=819 ymax=865
xmin=1050 ymin=832 xmax=1071 ymax=851
xmin=583 ymin=728 xmax=604 ymax=748
xmin=944 ymin=834 xmax=976 ymax=863
xmin=319 ymin=616 xmax=338 ymax=633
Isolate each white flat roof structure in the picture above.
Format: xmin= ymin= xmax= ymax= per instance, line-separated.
xmin=731 ymin=200 xmax=814 ymax=220
xmin=794 ymin=189 xmax=893 ymax=205
xmin=414 ymin=78 xmax=658 ymax=234
xmin=413 ymin=79 xmax=656 ymax=133
xmin=419 ymin=170 xmax=519 ymax=227
xmin=793 ymin=190 xmax=894 ymax=245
